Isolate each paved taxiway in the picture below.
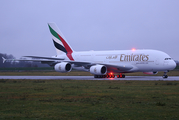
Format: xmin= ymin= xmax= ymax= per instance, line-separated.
xmin=0 ymin=76 xmax=179 ymax=80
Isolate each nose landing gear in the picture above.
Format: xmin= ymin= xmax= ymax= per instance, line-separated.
xmin=162 ymin=71 xmax=168 ymax=78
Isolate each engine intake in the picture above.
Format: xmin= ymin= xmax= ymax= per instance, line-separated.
xmin=54 ymin=62 xmax=72 ymax=73
xmin=90 ymin=65 xmax=107 ymax=75
xmin=143 ymin=71 xmax=158 ymax=75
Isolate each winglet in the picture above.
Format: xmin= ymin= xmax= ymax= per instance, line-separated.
xmin=2 ymin=57 xmax=6 ymax=63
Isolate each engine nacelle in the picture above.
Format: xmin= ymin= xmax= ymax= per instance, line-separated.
xmin=143 ymin=71 xmax=158 ymax=75
xmin=54 ymin=62 xmax=72 ymax=73
xmin=90 ymin=65 xmax=107 ymax=75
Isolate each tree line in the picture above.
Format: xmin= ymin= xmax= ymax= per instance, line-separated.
xmin=0 ymin=53 xmax=49 ymax=68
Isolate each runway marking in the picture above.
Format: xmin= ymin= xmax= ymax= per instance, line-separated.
xmin=0 ymin=76 xmax=179 ymax=81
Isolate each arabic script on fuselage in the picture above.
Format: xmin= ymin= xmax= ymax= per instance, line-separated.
xmin=106 ymin=54 xmax=149 ymax=61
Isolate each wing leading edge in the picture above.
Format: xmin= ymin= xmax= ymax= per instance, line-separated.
xmin=2 ymin=56 xmax=133 ymax=73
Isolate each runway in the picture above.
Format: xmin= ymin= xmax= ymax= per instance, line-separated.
xmin=0 ymin=76 xmax=179 ymax=80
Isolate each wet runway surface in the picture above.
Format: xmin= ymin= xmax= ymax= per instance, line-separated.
xmin=0 ymin=76 xmax=179 ymax=81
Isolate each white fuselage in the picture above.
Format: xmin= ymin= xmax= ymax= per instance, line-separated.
xmin=58 ymin=49 xmax=176 ymax=73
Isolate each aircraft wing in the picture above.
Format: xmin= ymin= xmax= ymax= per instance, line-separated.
xmin=2 ymin=57 xmax=57 ymax=63
xmin=63 ymin=61 xmax=133 ymax=73
xmin=2 ymin=56 xmax=91 ymax=67
xmin=23 ymin=56 xmax=91 ymax=66
xmin=23 ymin=56 xmax=64 ymax=60
xmin=2 ymin=56 xmax=133 ymax=72
xmin=2 ymin=56 xmax=63 ymax=66
xmin=22 ymin=56 xmax=133 ymax=72
xmin=65 ymin=61 xmax=133 ymax=72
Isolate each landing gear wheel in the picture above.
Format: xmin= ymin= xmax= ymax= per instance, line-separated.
xmin=162 ymin=75 xmax=168 ymax=78
xmin=94 ymin=75 xmax=107 ymax=78
xmin=117 ymin=74 xmax=125 ymax=78
xmin=106 ymin=74 xmax=115 ymax=78
xmin=162 ymin=71 xmax=168 ymax=79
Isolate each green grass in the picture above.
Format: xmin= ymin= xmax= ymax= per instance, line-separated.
xmin=0 ymin=80 xmax=179 ymax=120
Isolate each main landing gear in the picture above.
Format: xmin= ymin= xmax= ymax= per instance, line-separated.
xmin=117 ymin=73 xmax=125 ymax=78
xmin=94 ymin=75 xmax=115 ymax=78
xmin=94 ymin=73 xmax=125 ymax=78
xmin=162 ymin=71 xmax=168 ymax=78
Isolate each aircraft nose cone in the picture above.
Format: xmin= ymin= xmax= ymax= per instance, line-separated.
xmin=170 ymin=60 xmax=176 ymax=70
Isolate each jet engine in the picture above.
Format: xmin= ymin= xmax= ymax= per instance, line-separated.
xmin=54 ymin=62 xmax=72 ymax=73
xmin=143 ymin=72 xmax=158 ymax=75
xmin=90 ymin=65 xmax=107 ymax=75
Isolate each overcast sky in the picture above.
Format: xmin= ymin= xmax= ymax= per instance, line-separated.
xmin=0 ymin=0 xmax=179 ymax=60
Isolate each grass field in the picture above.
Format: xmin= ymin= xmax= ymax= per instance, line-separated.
xmin=0 ymin=80 xmax=179 ymax=120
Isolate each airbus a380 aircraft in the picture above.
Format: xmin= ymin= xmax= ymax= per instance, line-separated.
xmin=3 ymin=23 xmax=176 ymax=78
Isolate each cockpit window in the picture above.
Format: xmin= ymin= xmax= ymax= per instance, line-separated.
xmin=165 ymin=58 xmax=172 ymax=60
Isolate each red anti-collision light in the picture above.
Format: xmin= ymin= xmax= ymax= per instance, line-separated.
xmin=132 ymin=48 xmax=136 ymax=51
